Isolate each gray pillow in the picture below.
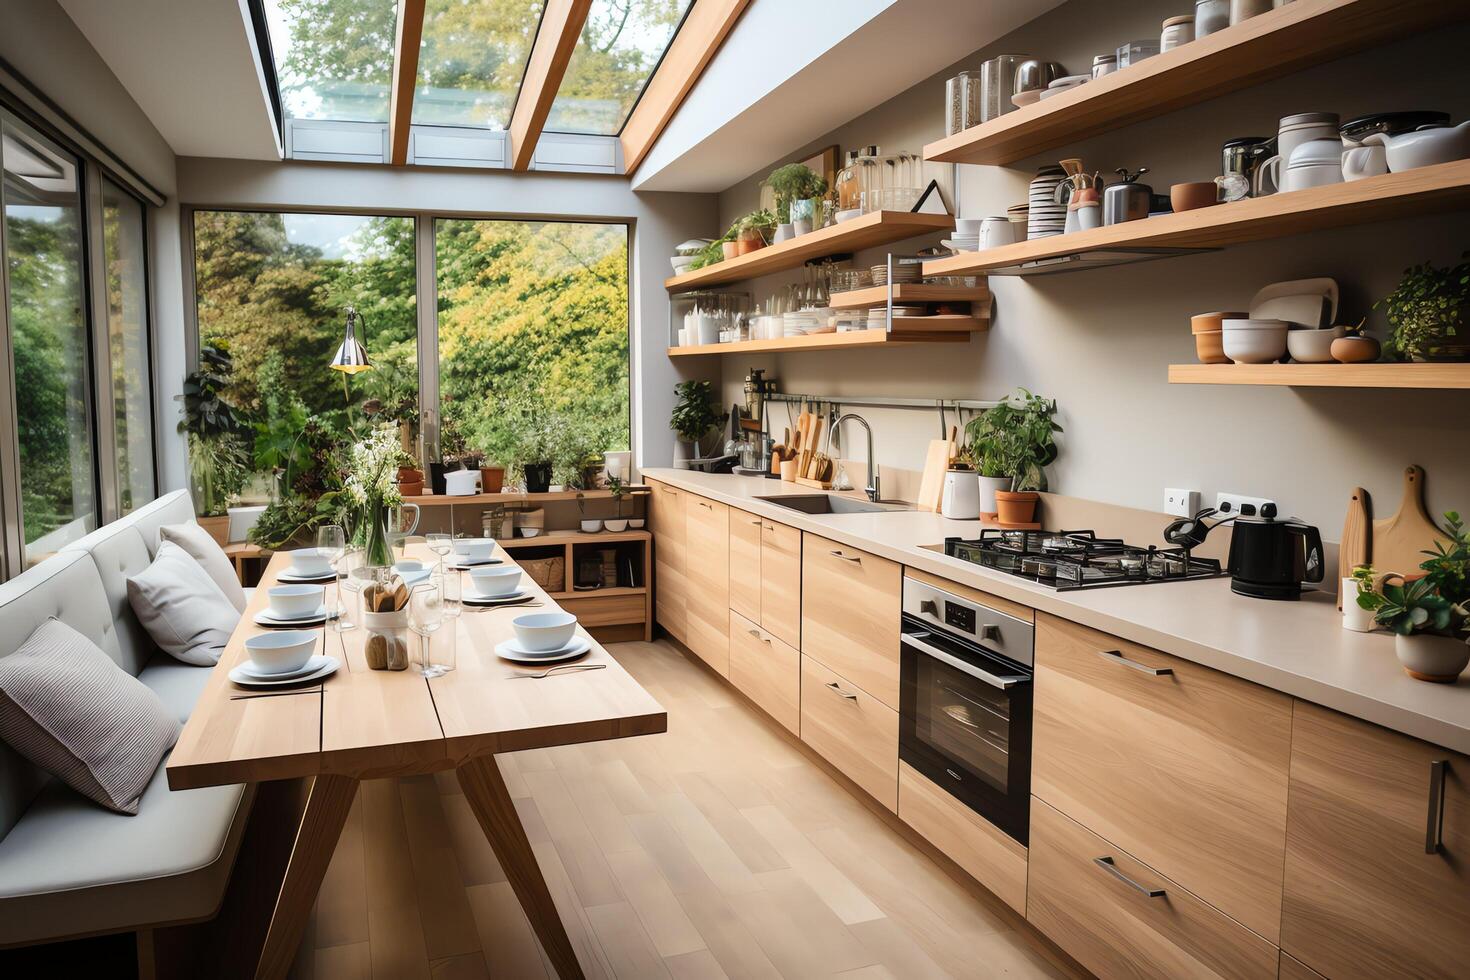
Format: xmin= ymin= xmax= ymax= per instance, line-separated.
xmin=127 ymin=540 xmax=239 ymax=666
xmin=0 ymin=618 xmax=178 ymax=814
xmin=160 ymin=521 xmax=248 ymax=612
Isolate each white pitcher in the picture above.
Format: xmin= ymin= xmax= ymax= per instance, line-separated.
xmin=1363 ymin=121 xmax=1470 ymax=173
xmin=940 ymin=470 xmax=981 ymax=520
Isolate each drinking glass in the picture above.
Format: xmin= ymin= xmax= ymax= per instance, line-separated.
xmin=337 ymin=550 xmax=364 ymax=631
xmin=438 ymin=569 xmax=461 ymax=619
xmin=317 ymin=524 xmax=347 ymax=628
xmin=409 ymin=583 xmax=446 ymax=677
xmin=427 ymin=532 xmax=453 ymax=575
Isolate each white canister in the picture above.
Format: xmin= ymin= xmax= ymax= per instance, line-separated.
xmin=1195 ymin=0 xmax=1229 ymax=36
xmin=1230 ymin=0 xmax=1272 ymax=24
xmin=1341 ymin=578 xmax=1376 ymax=632
xmin=980 ymin=216 xmax=1019 ymax=249
xmin=941 ymin=470 xmax=982 ymax=520
xmin=1277 ymin=112 xmax=1339 ymax=167
xmin=977 ymin=475 xmax=1011 ymax=514
xmin=444 ymin=469 xmax=481 ymax=496
xmin=1161 ymin=15 xmax=1195 ymax=51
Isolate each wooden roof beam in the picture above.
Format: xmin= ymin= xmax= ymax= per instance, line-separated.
xmin=389 ymin=0 xmax=427 ymax=166
xmin=508 ymin=0 xmax=593 ymax=171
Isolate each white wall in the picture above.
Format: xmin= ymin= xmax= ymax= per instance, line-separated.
xmin=716 ymin=0 xmax=1470 ymax=532
xmin=175 ymin=157 xmax=720 ymax=469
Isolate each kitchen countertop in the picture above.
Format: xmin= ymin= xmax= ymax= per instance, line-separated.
xmin=643 ymin=468 xmax=1470 ymax=755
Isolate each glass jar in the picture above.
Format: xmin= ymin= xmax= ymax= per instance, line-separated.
xmin=1195 ymin=0 xmax=1230 ymax=35
xmin=945 ymin=72 xmax=980 ymax=137
xmin=1161 ymin=14 xmax=1194 ymax=51
xmin=361 ymin=603 xmax=411 ymax=671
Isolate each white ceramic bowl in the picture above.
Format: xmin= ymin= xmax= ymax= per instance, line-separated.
xmin=580 ymin=519 xmax=603 ymax=533
xmin=1287 ymin=325 xmax=1347 ymax=363
xmin=469 ymin=565 xmax=523 ymax=597
xmin=670 ymin=255 xmax=696 ymax=273
xmin=289 ymin=547 xmax=333 ymax=576
xmin=393 ymin=560 xmax=431 ymax=585
xmin=268 ymin=584 xmax=324 ymax=619
xmin=244 ymin=629 xmax=317 ymax=675
xmin=954 ymin=218 xmax=983 ymax=237
xmin=519 ymin=527 xmax=542 ymax=538
xmin=513 ymin=612 xmax=577 ymax=652
xmin=604 ymin=519 xmax=629 ymax=532
xmin=1222 ymin=318 xmax=1289 ymax=363
xmin=452 ymin=537 xmax=496 ymax=560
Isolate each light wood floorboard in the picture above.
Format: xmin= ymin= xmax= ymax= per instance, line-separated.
xmin=291 ymin=639 xmax=1071 ymax=979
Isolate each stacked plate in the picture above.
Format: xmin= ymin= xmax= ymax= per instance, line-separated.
xmin=871 ymin=261 xmax=922 ymax=286
xmin=1027 ymin=166 xmax=1066 ymax=239
xmin=229 ymin=655 xmax=340 ymax=687
xmin=495 ymin=612 xmax=593 ymax=665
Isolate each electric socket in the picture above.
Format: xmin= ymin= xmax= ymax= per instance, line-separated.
xmin=1215 ymin=491 xmax=1276 ymax=518
xmin=1164 ymin=488 xmax=1200 ymax=517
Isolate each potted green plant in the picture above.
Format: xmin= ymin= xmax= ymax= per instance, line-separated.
xmin=605 ymin=475 xmax=630 ymax=532
xmin=1375 ymin=252 xmax=1470 ymax=361
xmin=1357 ymin=511 xmax=1470 ymax=681
xmin=766 ymin=163 xmax=827 ymax=237
xmin=734 ymin=209 xmax=777 ymax=255
xmin=964 ymin=388 xmax=1062 ymax=525
xmin=176 ymin=344 xmax=252 ymax=545
xmin=670 ymin=380 xmax=724 ymax=468
xmin=576 ymin=491 xmax=602 ymax=533
xmin=1342 ymin=563 xmax=1379 ymax=632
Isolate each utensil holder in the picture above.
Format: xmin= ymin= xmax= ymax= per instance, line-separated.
xmin=362 ymin=608 xmax=411 ymax=671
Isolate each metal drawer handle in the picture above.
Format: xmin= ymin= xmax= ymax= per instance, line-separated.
xmin=1097 ymin=649 xmax=1173 ymax=676
xmin=1428 ymin=759 xmax=1449 ymax=854
xmin=698 ymin=501 xmax=712 ymax=509
xmin=750 ymin=519 xmax=763 ymax=525
xmin=1094 ymin=856 xmax=1166 ymax=898
xmin=747 ymin=628 xmax=771 ymax=644
xmin=826 ymin=681 xmax=858 ymax=701
xmin=829 ymin=550 xmax=862 ymax=564
xmin=765 ymin=524 xmax=776 ymax=531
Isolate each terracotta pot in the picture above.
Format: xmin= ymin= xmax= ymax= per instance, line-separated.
xmin=397 ymin=466 xmax=422 ymax=483
xmin=735 ymin=237 xmax=766 ymax=255
xmin=1396 ymin=633 xmax=1470 ymax=683
xmin=398 ymin=481 xmax=423 ymax=498
xmin=994 ymin=490 xmax=1039 ymax=525
xmin=721 ymin=241 xmax=739 ymax=261
xmin=479 ymin=465 xmax=505 ymax=494
xmin=197 ymin=514 xmax=231 ymax=547
xmin=1331 ymin=336 xmax=1381 ymax=363
xmin=1170 ymin=181 xmax=1219 ymax=212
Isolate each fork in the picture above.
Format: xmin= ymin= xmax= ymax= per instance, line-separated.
xmin=510 ymin=663 xmax=607 ymax=679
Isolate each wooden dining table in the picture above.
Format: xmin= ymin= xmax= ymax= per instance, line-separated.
xmin=166 ymin=543 xmax=667 ymax=980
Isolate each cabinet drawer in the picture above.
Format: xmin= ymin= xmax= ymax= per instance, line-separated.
xmin=1281 ymin=701 xmax=1470 ymax=980
xmin=729 ymin=509 xmax=762 ymax=623
xmin=650 ymin=481 xmax=685 ymax=575
xmin=898 ymin=761 xmax=1027 ymax=914
xmin=800 ymin=656 xmax=898 ymax=812
xmin=1033 ymin=613 xmax=1292 ymax=942
xmin=562 ymin=593 xmax=645 ymax=627
xmin=800 ymin=534 xmax=901 ymax=708
xmin=729 ymin=612 xmax=799 ymax=735
xmin=1027 ymin=798 xmax=1278 ymax=980
xmin=654 ymin=560 xmax=686 ymax=643
xmin=685 ymin=497 xmax=729 ymax=676
xmin=759 ymin=520 xmax=801 ymax=649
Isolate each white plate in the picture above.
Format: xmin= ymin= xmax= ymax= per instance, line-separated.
xmin=254 ymin=605 xmax=328 ymax=627
xmin=495 ymin=636 xmax=592 ymax=664
xmin=1248 ymin=277 xmax=1339 ymax=329
xmin=230 ymin=656 xmax=339 ymax=687
xmin=234 ymin=653 xmax=330 ymax=681
xmin=448 ymin=557 xmax=503 ymax=570
xmin=277 ymin=570 xmax=340 ymax=583
xmin=1011 ymin=89 xmax=1043 ymax=108
xmin=940 ymin=240 xmax=980 ymax=252
xmin=464 ymin=589 xmax=533 ymax=606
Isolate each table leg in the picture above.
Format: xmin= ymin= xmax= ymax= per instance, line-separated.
xmin=458 ymin=755 xmax=586 ymax=980
xmin=253 ymin=773 xmax=358 ymax=980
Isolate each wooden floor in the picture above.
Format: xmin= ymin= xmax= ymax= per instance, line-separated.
xmin=287 ymin=640 xmax=1072 ymax=979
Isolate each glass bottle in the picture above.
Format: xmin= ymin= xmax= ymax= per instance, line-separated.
xmin=857 ymin=145 xmax=881 ymax=213
xmin=836 ymin=150 xmax=861 ymax=211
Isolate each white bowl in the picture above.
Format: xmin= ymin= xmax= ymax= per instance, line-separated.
xmin=670 ymin=255 xmax=696 ymax=273
xmin=289 ymin=547 xmax=333 ymax=576
xmin=393 ymin=561 xmax=431 ymax=585
xmin=268 ymin=584 xmax=324 ymax=619
xmin=604 ymin=519 xmax=629 ymax=532
xmin=580 ymin=519 xmax=603 ymax=533
xmin=519 ymin=527 xmax=542 ymax=538
xmin=1287 ymin=325 xmax=1347 ymax=363
xmin=1011 ymin=89 xmax=1043 ymax=108
xmin=469 ymin=565 xmax=523 ymax=597
xmin=452 ymin=537 xmax=496 ymax=559
xmin=513 ymin=612 xmax=577 ymax=652
xmin=244 ymin=629 xmax=317 ymax=675
xmin=954 ymin=218 xmax=983 ymax=237
xmin=1222 ymin=318 xmax=1290 ymax=363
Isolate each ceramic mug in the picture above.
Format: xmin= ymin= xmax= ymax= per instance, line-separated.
xmin=1073 ymin=202 xmax=1101 ymax=231
xmin=980 ymin=216 xmax=1019 ymax=248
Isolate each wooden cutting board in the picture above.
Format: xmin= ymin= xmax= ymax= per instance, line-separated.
xmin=1337 ymin=487 xmax=1370 ymax=610
xmin=916 ymin=426 xmax=957 ymax=513
xmin=1371 ymin=466 xmax=1448 ymax=579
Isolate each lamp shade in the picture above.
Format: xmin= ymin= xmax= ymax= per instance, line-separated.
xmin=329 ymin=306 xmax=371 ymax=374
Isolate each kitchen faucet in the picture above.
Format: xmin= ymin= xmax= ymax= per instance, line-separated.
xmin=834 ymin=413 xmax=880 ymax=502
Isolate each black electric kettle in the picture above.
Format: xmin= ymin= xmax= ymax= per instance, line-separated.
xmin=1226 ymin=505 xmax=1324 ymax=600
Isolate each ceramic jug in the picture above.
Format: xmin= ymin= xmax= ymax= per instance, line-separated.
xmin=1341 ymin=143 xmax=1388 ymax=181
xmin=1362 ymin=121 xmax=1470 ymax=173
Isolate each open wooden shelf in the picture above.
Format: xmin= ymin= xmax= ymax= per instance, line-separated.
xmin=549 ymin=586 xmax=647 ymax=600
xmin=922 ymin=160 xmax=1470 ymax=277
xmin=664 ymin=211 xmax=954 ymax=290
xmin=498 ymin=529 xmax=651 ymax=546
xmin=407 ymin=488 xmax=641 ymax=505
xmin=828 ymin=282 xmax=992 ymax=309
xmin=669 ymin=323 xmax=979 ymax=357
xmin=1168 ymin=362 xmax=1470 ymax=389
xmin=924 ymin=0 xmax=1464 ymax=166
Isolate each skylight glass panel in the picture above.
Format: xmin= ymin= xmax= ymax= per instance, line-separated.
xmin=264 ymin=0 xmax=397 ymax=123
xmin=544 ymin=0 xmax=692 ymax=136
xmin=411 ymin=0 xmax=546 ymax=129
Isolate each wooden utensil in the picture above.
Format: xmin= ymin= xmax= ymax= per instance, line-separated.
xmin=1371 ymin=466 xmax=1448 ymax=578
xmin=1338 ymin=487 xmax=1371 ymax=610
xmin=916 ymin=430 xmax=957 ymax=513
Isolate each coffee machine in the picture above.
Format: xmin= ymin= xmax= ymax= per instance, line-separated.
xmin=1226 ymin=504 xmax=1324 ymax=600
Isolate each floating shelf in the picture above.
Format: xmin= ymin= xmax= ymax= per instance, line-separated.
xmin=828 ymin=282 xmax=992 ymax=309
xmin=1168 ymin=363 xmax=1470 ymax=389
xmin=405 ymin=489 xmax=641 ymax=505
xmin=668 ymin=326 xmax=977 ymax=357
xmin=665 ymin=211 xmax=954 ymax=290
xmin=924 ymin=0 xmax=1465 ymax=167
xmin=922 ymin=161 xmax=1470 ymax=278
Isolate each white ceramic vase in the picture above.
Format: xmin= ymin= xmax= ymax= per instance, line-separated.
xmin=774 ymin=223 xmax=794 ymax=243
xmin=977 ymin=476 xmax=1011 ymax=514
xmin=1395 ymin=632 xmax=1470 ymax=683
xmin=940 ymin=470 xmax=981 ymax=520
xmin=1340 ymin=578 xmax=1376 ymax=632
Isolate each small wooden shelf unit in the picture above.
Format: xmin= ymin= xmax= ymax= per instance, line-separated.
xmin=668 ymin=324 xmax=980 ymax=357
xmin=499 ymin=529 xmax=653 ymax=641
xmin=1167 ymin=363 xmax=1470 ymax=389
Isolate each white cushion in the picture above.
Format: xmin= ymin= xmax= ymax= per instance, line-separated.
xmin=159 ymin=522 xmax=247 ymax=613
xmin=126 ymin=541 xmax=239 ymax=667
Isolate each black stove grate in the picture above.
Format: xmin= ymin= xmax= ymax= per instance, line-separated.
xmin=943 ymin=529 xmax=1224 ymax=590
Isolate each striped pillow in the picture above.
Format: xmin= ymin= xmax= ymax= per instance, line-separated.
xmin=0 ymin=618 xmax=179 ymax=814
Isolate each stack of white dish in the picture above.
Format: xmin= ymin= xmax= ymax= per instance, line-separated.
xmin=278 ymin=547 xmax=337 ymax=583
xmin=464 ymin=565 xmax=530 ymax=605
xmin=392 ymin=559 xmax=432 ymax=586
xmin=1028 ymin=167 xmax=1067 ymax=239
xmin=1223 ymin=277 xmax=1341 ymax=363
xmin=254 ymin=584 xmax=328 ymax=626
xmin=450 ymin=536 xmax=499 ymax=567
xmin=495 ymin=612 xmax=592 ymax=664
xmin=942 ymin=217 xmax=981 ymax=252
xmin=871 ymin=261 xmax=921 ymax=286
xmin=230 ymin=630 xmax=339 ymax=686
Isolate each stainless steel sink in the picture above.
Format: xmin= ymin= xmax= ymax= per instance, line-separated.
xmin=756 ymin=494 xmax=914 ymax=515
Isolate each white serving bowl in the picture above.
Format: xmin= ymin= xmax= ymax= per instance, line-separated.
xmin=1222 ymin=318 xmax=1289 ymax=363
xmin=268 ymin=584 xmax=324 ymax=619
xmin=452 ymin=537 xmax=496 ymax=560
xmin=244 ymin=629 xmax=317 ymax=675
xmin=513 ymin=612 xmax=578 ymax=652
xmin=519 ymin=527 xmax=542 ymax=538
xmin=954 ymin=218 xmax=983 ymax=237
xmin=580 ymin=519 xmax=603 ymax=533
xmin=289 ymin=547 xmax=333 ymax=577
xmin=469 ymin=565 xmax=523 ymax=597
xmin=670 ymin=255 xmax=696 ymax=273
xmin=393 ymin=560 xmax=431 ymax=585
xmin=604 ymin=519 xmax=629 ymax=532
xmin=1287 ymin=325 xmax=1347 ymax=363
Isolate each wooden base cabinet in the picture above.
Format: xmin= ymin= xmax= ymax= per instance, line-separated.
xmin=648 ymin=480 xmax=687 ymax=642
xmin=684 ymin=496 xmax=729 ymax=676
xmin=1027 ymin=799 xmax=1278 ymax=980
xmin=1032 ymin=613 xmax=1292 ymax=942
xmin=1280 ymin=701 xmax=1470 ymax=980
xmin=800 ymin=656 xmax=898 ymax=812
xmin=898 ymin=762 xmax=1027 ymax=914
xmin=728 ymin=509 xmax=762 ymax=623
xmin=800 ymin=534 xmax=901 ymax=708
xmin=729 ymin=611 xmax=799 ymax=735
xmin=759 ymin=520 xmax=802 ymax=649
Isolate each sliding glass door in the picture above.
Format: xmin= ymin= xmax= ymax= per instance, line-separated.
xmin=101 ymin=177 xmax=155 ymax=514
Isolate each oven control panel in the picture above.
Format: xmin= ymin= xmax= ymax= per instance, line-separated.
xmin=944 ymin=601 xmax=975 ymax=635
xmin=902 ymin=577 xmax=1035 ymax=667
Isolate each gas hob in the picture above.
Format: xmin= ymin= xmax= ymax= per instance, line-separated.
xmin=942 ymin=529 xmax=1225 ymax=591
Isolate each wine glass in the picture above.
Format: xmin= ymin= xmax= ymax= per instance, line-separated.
xmin=409 ymin=583 xmax=446 ymax=677
xmin=438 ymin=568 xmax=461 ymax=619
xmin=316 ymin=524 xmax=347 ymax=630
xmin=427 ymin=532 xmax=453 ymax=575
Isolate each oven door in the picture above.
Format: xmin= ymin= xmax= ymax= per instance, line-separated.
xmin=899 ymin=623 xmax=1032 ymax=845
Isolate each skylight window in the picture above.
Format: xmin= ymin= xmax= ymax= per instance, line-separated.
xmin=263 ymin=0 xmax=397 ymax=123
xmin=411 ymin=0 xmax=546 ymax=129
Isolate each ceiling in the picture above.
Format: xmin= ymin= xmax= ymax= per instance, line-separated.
xmin=58 ymin=0 xmax=282 ymax=161
xmin=631 ymin=0 xmax=1062 ymax=193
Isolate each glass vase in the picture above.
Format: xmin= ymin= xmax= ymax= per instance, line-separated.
xmin=364 ymin=497 xmax=394 ymax=569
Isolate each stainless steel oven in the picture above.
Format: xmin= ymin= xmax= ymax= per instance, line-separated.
xmin=900 ymin=578 xmax=1033 ymax=846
